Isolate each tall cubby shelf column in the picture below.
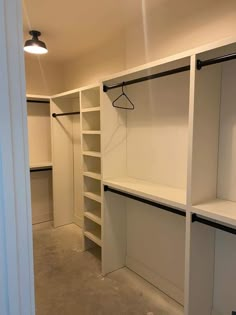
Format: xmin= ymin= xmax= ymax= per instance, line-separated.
xmin=80 ymin=85 xmax=102 ymax=250
xmin=51 ymin=89 xmax=82 ymax=227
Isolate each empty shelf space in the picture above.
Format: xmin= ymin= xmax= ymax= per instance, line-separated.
xmin=83 ymin=151 xmax=101 ymax=158
xmin=84 ymin=227 xmax=101 ymax=247
xmin=82 ymin=130 xmax=101 ymax=135
xmin=103 ymin=177 xmax=186 ymax=210
xmin=84 ymin=192 xmax=102 ymax=203
xmin=84 ymin=209 xmax=101 ymax=225
xmin=81 ymin=106 xmax=100 ymax=113
xmin=84 ymin=171 xmax=101 ymax=180
xmin=192 ymin=199 xmax=236 ymax=227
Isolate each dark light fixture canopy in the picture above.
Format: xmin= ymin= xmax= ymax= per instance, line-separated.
xmin=24 ymin=30 xmax=48 ymax=54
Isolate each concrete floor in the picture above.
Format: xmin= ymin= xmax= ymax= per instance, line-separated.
xmin=33 ymin=223 xmax=184 ymax=315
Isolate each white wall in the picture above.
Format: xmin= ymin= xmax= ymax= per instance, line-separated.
xmin=25 ymin=55 xmax=64 ymax=95
xmin=62 ymin=0 xmax=236 ymax=89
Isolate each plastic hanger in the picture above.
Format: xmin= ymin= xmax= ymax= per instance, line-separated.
xmin=112 ymin=83 xmax=135 ymax=110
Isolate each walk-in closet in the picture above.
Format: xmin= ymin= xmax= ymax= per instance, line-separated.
xmin=19 ymin=2 xmax=236 ymax=315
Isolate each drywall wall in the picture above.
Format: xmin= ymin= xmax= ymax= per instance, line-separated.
xmin=62 ymin=0 xmax=236 ymax=89
xmin=25 ymin=54 xmax=64 ymax=95
xmin=63 ymin=31 xmax=126 ymax=91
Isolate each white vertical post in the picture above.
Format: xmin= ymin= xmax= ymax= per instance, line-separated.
xmin=0 ymin=0 xmax=35 ymax=314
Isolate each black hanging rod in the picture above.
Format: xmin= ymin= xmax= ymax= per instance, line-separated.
xmin=103 ymin=65 xmax=190 ymax=92
xmin=197 ymin=52 xmax=236 ymax=70
xmin=192 ymin=214 xmax=236 ymax=235
xmin=103 ymin=52 xmax=236 ymax=92
xmin=30 ymin=167 xmax=52 ymax=173
xmin=52 ymin=111 xmax=80 ymax=118
xmin=27 ymin=99 xmax=50 ymax=104
xmin=104 ymin=185 xmax=186 ymax=218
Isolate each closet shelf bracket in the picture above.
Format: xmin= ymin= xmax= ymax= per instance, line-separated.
xmin=52 ymin=111 xmax=80 ymax=118
xmin=104 ymin=185 xmax=186 ymax=217
xmin=192 ymin=213 xmax=236 ymax=235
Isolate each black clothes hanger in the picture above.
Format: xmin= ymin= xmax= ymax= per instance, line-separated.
xmin=112 ymin=83 xmax=135 ymax=110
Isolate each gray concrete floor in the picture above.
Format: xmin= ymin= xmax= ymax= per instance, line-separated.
xmin=33 ymin=223 xmax=183 ymax=315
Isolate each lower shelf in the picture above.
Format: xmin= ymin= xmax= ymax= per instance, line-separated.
xmin=84 ymin=209 xmax=101 ymax=225
xmin=84 ymin=227 xmax=102 ymax=247
xmin=84 ymin=192 xmax=101 ymax=203
xmin=192 ymin=198 xmax=236 ymax=227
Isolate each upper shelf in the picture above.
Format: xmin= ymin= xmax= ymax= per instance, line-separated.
xmin=103 ymin=177 xmax=186 ymax=210
xmin=192 ymin=199 xmax=236 ymax=227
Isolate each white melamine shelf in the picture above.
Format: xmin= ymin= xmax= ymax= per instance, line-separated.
xmin=83 ymin=171 xmax=101 ymax=180
xmin=192 ymin=199 xmax=236 ymax=227
xmin=83 ymin=151 xmax=101 ymax=158
xmin=103 ymin=177 xmax=187 ymax=210
xmin=81 ymin=107 xmax=100 ymax=113
xmin=84 ymin=209 xmax=101 ymax=225
xmin=84 ymin=227 xmax=101 ymax=246
xmin=82 ymin=130 xmax=101 ymax=135
xmin=84 ymin=192 xmax=102 ymax=203
xmin=30 ymin=162 xmax=53 ymax=170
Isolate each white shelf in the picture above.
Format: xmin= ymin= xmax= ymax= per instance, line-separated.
xmin=81 ymin=106 xmax=100 ymax=113
xmin=83 ymin=171 xmax=101 ymax=180
xmin=84 ymin=192 xmax=102 ymax=203
xmin=30 ymin=162 xmax=53 ymax=170
xmin=83 ymin=151 xmax=101 ymax=158
xmin=84 ymin=209 xmax=101 ymax=225
xmin=84 ymin=227 xmax=101 ymax=246
xmin=103 ymin=177 xmax=186 ymax=210
xmin=192 ymin=199 xmax=236 ymax=227
xmin=82 ymin=130 xmax=101 ymax=135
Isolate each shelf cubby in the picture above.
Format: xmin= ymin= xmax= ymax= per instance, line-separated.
xmin=84 ymin=218 xmax=102 ymax=247
xmin=83 ymin=155 xmax=101 ymax=174
xmin=82 ymin=134 xmax=101 ymax=153
xmin=82 ymin=111 xmax=100 ymax=131
xmin=81 ymin=87 xmax=100 ymax=110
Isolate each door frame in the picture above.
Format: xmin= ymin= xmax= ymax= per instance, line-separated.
xmin=0 ymin=0 xmax=35 ymax=314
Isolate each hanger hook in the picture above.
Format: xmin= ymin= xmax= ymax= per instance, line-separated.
xmin=122 ymin=82 xmax=125 ymax=94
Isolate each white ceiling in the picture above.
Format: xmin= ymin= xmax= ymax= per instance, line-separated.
xmin=23 ymin=0 xmax=225 ymax=62
xmin=22 ymin=0 xmax=157 ymax=62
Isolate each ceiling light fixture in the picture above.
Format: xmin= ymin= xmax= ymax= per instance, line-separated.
xmin=24 ymin=30 xmax=48 ymax=54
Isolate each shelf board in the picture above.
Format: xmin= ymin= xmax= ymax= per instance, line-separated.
xmin=82 ymin=130 xmax=101 ymax=135
xmin=84 ymin=192 xmax=102 ymax=203
xmin=83 ymin=171 xmax=101 ymax=180
xmin=83 ymin=151 xmax=101 ymax=158
xmin=30 ymin=162 xmax=53 ymax=170
xmin=84 ymin=227 xmax=101 ymax=246
xmin=103 ymin=177 xmax=186 ymax=210
xmin=81 ymin=106 xmax=100 ymax=113
xmin=192 ymin=198 xmax=236 ymax=227
xmin=84 ymin=209 xmax=101 ymax=225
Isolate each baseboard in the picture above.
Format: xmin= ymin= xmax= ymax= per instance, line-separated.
xmin=212 ymin=309 xmax=224 ymax=315
xmin=126 ymin=255 xmax=184 ymax=306
xmin=32 ymin=211 xmax=53 ymax=225
xmin=73 ymin=215 xmax=83 ymax=228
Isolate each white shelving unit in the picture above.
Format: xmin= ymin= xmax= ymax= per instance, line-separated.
xmin=80 ymin=85 xmax=102 ymax=250
xmin=51 ymin=89 xmax=82 ymax=227
xmin=100 ymin=38 xmax=236 ymax=315
xmin=27 ymin=95 xmax=53 ymax=225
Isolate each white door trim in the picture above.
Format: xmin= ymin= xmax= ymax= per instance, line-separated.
xmin=0 ymin=0 xmax=35 ymax=314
